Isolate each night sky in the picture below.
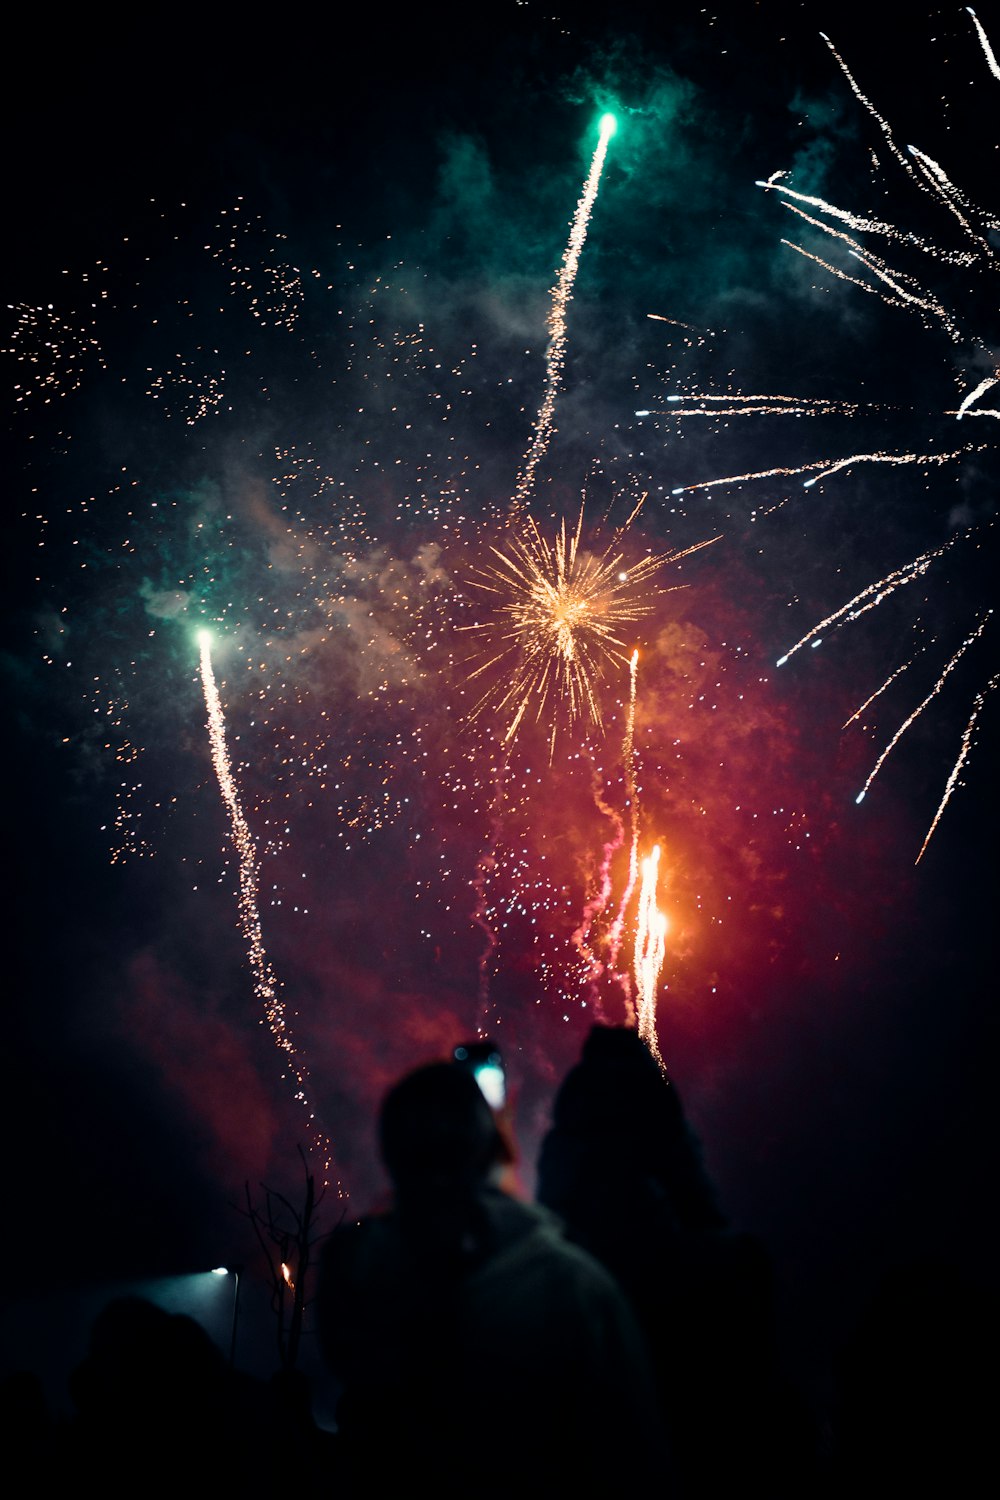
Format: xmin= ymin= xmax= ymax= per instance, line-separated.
xmin=4 ymin=1 xmax=997 ymax=1415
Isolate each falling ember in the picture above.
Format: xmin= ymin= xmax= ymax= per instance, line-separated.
xmin=510 ymin=112 xmax=617 ymax=518
xmin=198 ymin=630 xmax=339 ymax=1190
xmin=634 ymin=844 xmax=667 ymax=1070
xmin=281 ymin=1262 xmax=295 ymax=1290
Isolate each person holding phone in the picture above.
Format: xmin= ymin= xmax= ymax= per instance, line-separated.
xmin=317 ymin=1056 xmax=668 ymax=1495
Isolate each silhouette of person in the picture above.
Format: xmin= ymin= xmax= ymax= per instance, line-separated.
xmin=536 ymin=1023 xmax=819 ymax=1498
xmin=64 ymin=1294 xmax=304 ymax=1491
xmin=317 ymin=1058 xmax=669 ymax=1495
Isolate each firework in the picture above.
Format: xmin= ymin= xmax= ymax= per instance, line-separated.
xmin=634 ymin=844 xmax=667 ymax=1070
xmin=511 ymin=113 xmax=617 ymax=518
xmin=569 ymin=647 xmax=642 ymax=1023
xmin=667 ymin=10 xmax=998 ymax=860
xmin=198 ymin=630 xmax=338 ymax=1188
xmin=853 ymin=611 xmax=993 ymax=810
xmin=462 ymin=500 xmax=717 ymax=758
xmin=25 ymin=11 xmax=985 ymax=1219
xmin=915 ymin=670 xmax=1000 ymax=863
xmin=968 ymin=7 xmax=1000 ymax=80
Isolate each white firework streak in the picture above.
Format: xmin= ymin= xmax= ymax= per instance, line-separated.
xmin=854 ymin=611 xmax=993 ymax=809
xmin=843 ymin=656 xmax=919 ymax=728
xmin=199 ymin=633 xmax=338 ymax=1189
xmin=757 ymin=172 xmax=976 ymax=265
xmin=915 ymin=671 xmax=1000 ymax=864
xmin=665 ymin=389 xmax=864 ymax=418
xmin=968 ymin=7 xmax=1000 ymax=81
xmin=956 ymin=376 xmax=999 ymax=418
xmin=674 ymin=12 xmax=1000 ymax=818
xmin=776 ymin=536 xmax=962 ymax=667
xmin=817 ymin=28 xmax=999 ymax=248
xmin=672 ymin=445 xmax=988 ymax=497
xmin=511 ymin=115 xmax=615 ymax=517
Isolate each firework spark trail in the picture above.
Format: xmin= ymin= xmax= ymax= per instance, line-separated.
xmin=776 ymin=537 xmax=959 ymax=666
xmin=916 ymin=671 xmax=1000 ymax=863
xmin=855 ymin=610 xmax=993 ymax=806
xmin=469 ymin=115 xmax=627 ymax=1025
xmin=623 ymin=647 xmax=639 ymax=800
xmin=510 ymin=113 xmax=616 ymax=519
xmin=817 ymin=27 xmax=998 ymax=250
xmin=667 ymin=391 xmax=866 ymax=415
xmin=956 ymin=376 xmax=999 ymax=418
xmin=843 ymin=656 xmax=918 ymax=727
xmin=571 ymin=653 xmax=638 ymax=1006
xmin=570 ymin=648 xmax=642 ymax=1022
xmin=757 ymin=173 xmax=977 ymax=265
xmin=968 ymin=7 xmax=1000 ymax=80
xmin=799 ymin=447 xmax=986 ymax=488
xmin=759 ymin=15 xmax=1000 ymax=338
xmin=680 ymin=15 xmax=998 ymax=858
xmin=905 ymin=143 xmax=1000 ymax=238
xmin=768 ymin=191 xmax=992 ymax=339
xmin=198 ymin=632 xmax=338 ymax=1189
xmin=647 ymin=312 xmax=711 ymax=333
xmin=783 ymin=236 xmax=966 ymax=344
xmin=688 ymin=9 xmax=998 ymax=860
xmin=671 ymin=446 xmax=988 ymax=496
xmin=634 ymin=844 xmax=667 ymax=1069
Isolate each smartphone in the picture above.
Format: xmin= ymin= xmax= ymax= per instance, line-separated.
xmin=453 ymin=1040 xmax=506 ymax=1110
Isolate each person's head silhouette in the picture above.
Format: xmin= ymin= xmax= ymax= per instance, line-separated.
xmin=379 ymin=1060 xmax=512 ymax=1196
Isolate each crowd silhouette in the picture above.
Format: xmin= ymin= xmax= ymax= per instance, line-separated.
xmin=4 ymin=1022 xmax=994 ymax=1495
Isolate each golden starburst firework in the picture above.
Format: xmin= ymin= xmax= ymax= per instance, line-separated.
xmin=462 ymin=500 xmax=716 ymax=758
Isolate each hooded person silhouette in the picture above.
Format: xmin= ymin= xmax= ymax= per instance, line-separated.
xmin=318 ymin=1057 xmax=669 ymax=1495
